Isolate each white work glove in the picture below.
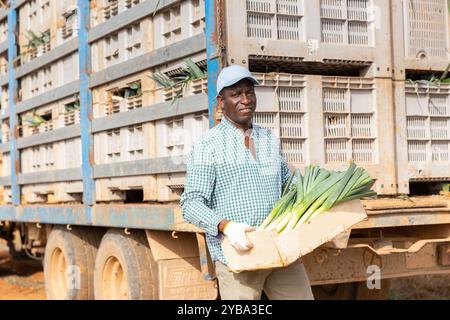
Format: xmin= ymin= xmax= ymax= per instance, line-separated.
xmin=223 ymin=222 xmax=256 ymax=252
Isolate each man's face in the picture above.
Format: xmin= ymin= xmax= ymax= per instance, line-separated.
xmin=218 ymin=79 xmax=257 ymax=127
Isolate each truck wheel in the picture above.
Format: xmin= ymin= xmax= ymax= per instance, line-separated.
xmin=44 ymin=226 xmax=102 ymax=300
xmin=312 ymin=279 xmax=391 ymax=300
xmin=6 ymin=238 xmax=28 ymax=260
xmin=312 ymin=283 xmax=358 ymax=300
xmin=93 ymin=229 xmax=158 ymax=300
xmin=355 ymin=279 xmax=391 ymax=300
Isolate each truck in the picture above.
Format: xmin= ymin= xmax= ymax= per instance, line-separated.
xmin=0 ymin=0 xmax=449 ymax=300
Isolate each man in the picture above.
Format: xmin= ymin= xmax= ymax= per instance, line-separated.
xmin=180 ymin=65 xmax=314 ymax=300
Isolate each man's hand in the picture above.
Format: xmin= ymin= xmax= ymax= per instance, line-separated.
xmin=222 ymin=222 xmax=256 ymax=252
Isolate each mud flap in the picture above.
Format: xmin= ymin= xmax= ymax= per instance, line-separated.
xmin=145 ymin=230 xmax=218 ymax=300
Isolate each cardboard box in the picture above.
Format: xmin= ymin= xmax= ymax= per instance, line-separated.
xmin=221 ymin=200 xmax=367 ymax=273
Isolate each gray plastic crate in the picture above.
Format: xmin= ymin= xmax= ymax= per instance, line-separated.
xmin=153 ymin=0 xmax=205 ymax=50
xmin=91 ymin=0 xmax=142 ymax=27
xmin=395 ymin=80 xmax=450 ymax=193
xmin=19 ymin=52 xmax=79 ymax=101
xmin=252 ymin=72 xmax=397 ymax=195
xmin=0 ymin=19 xmax=7 ymax=43
xmin=391 ymin=0 xmax=450 ymax=80
xmin=91 ymin=16 xmax=153 ymax=72
xmin=18 ymin=0 xmax=78 ymax=63
xmin=225 ymin=0 xmax=393 ymax=77
xmin=1 ymin=152 xmax=10 ymax=181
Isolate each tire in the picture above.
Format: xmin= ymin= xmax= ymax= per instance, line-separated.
xmin=0 ymin=248 xmax=10 ymax=261
xmin=7 ymin=227 xmax=28 ymax=260
xmin=312 ymin=283 xmax=358 ymax=300
xmin=312 ymin=279 xmax=391 ymax=300
xmin=44 ymin=226 xmax=102 ymax=300
xmin=93 ymin=229 xmax=158 ymax=300
xmin=355 ymin=279 xmax=391 ymax=300
xmin=7 ymin=238 xmax=28 ymax=260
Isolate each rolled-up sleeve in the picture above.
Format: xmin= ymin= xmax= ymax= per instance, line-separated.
xmin=180 ymin=142 xmax=224 ymax=237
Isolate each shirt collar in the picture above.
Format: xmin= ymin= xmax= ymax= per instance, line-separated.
xmin=221 ymin=115 xmax=254 ymax=137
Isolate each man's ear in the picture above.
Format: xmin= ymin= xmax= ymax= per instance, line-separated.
xmin=217 ymin=94 xmax=223 ymax=110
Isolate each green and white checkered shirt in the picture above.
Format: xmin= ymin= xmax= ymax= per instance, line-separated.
xmin=180 ymin=116 xmax=292 ymax=264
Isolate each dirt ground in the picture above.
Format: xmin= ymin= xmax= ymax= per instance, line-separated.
xmin=0 ymin=253 xmax=46 ymax=300
xmin=0 ymin=240 xmax=448 ymax=300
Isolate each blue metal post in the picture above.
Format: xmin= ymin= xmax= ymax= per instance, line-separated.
xmin=205 ymin=0 xmax=222 ymax=128
xmin=78 ymin=0 xmax=95 ymax=208
xmin=201 ymin=0 xmax=223 ymax=282
xmin=7 ymin=2 xmax=20 ymax=206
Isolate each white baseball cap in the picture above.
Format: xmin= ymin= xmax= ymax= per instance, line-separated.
xmin=216 ymin=65 xmax=259 ymax=94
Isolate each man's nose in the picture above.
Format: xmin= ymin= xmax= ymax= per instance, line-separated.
xmin=240 ymin=93 xmax=251 ymax=105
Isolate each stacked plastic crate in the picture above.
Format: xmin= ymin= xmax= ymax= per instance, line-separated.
xmin=90 ymin=0 xmax=208 ymax=203
xmin=391 ymin=0 xmax=450 ymax=194
xmin=0 ymin=17 xmax=7 ymax=78
xmin=8 ymin=0 xmax=82 ymax=203
xmin=224 ymin=0 xmax=397 ymax=195
xmin=226 ymin=0 xmax=392 ymax=77
xmin=0 ymin=5 xmax=10 ymax=204
xmin=2 ymin=0 xmax=445 ymax=204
